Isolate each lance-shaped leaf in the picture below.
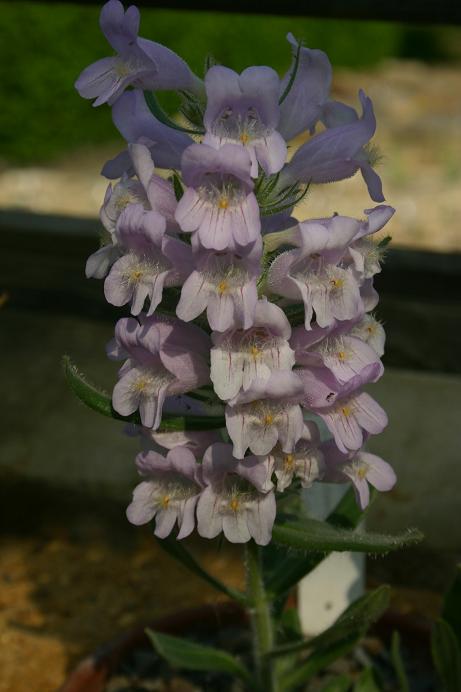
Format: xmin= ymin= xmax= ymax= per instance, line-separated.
xmin=62 ymin=356 xmax=225 ymax=431
xmin=391 ymin=631 xmax=410 ymax=692
xmin=155 ymin=535 xmax=246 ymax=604
xmin=264 ymin=487 xmax=368 ymax=596
xmin=271 ymin=517 xmax=422 ymax=554
xmin=146 ymin=630 xmax=254 ymax=685
xmin=432 ymin=619 xmax=461 ymax=692
xmin=269 ymin=585 xmax=390 ymax=659
xmin=279 ymin=587 xmax=389 ymax=689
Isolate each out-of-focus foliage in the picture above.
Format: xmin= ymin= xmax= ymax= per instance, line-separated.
xmin=1 ymin=2 xmax=460 ymax=164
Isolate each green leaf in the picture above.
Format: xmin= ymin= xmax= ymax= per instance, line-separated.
xmin=264 ymin=487 xmax=367 ymax=597
xmin=353 ymin=668 xmax=381 ymax=692
xmin=144 ymin=91 xmax=204 ymax=135
xmin=390 ymin=631 xmax=410 ymax=692
xmin=281 ymin=634 xmax=358 ymax=689
xmin=431 ymin=619 xmax=461 ymax=692
xmin=62 ymin=356 xmax=225 ymax=431
xmin=146 ymin=630 xmax=254 ymax=685
xmin=271 ymin=517 xmax=423 ymax=554
xmin=320 ymin=675 xmax=352 ymax=692
xmin=269 ymin=586 xmax=390 ymax=659
xmin=156 ymin=535 xmax=246 ymax=604
xmin=442 ymin=564 xmax=461 ymax=648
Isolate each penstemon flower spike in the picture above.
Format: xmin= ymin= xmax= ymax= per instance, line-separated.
xmin=71 ymin=5 xmax=422 ymax=688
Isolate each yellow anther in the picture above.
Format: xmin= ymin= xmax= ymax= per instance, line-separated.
xmin=130 ymin=269 xmax=144 ymax=281
xmin=217 ymin=280 xmax=228 ymax=295
xmin=218 ymin=196 xmax=229 ymax=209
xmin=239 ymin=132 xmax=250 ymax=145
xmin=337 ymin=351 xmax=346 ymax=361
xmin=330 ymin=278 xmax=344 ymax=289
xmin=283 ymin=454 xmax=294 ymax=469
xmin=250 ymin=345 xmax=260 ymax=357
xmin=161 ymin=495 xmax=171 ymax=509
xmin=341 ymin=406 xmax=352 ymax=418
xmin=134 ymin=378 xmax=149 ymax=392
xmin=229 ymin=497 xmax=240 ymax=512
xmin=263 ymin=414 xmax=274 ymax=426
xmin=357 ymin=466 xmax=368 ymax=480
xmin=367 ymin=325 xmax=375 ymax=334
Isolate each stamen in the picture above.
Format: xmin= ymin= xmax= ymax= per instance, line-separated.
xmin=217 ymin=280 xmax=228 ymax=295
xmin=229 ymin=497 xmax=240 ymax=512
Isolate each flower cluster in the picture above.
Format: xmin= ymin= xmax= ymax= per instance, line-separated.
xmin=78 ymin=0 xmax=396 ymax=546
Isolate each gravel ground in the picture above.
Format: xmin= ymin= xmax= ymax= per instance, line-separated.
xmin=1 ymin=61 xmax=460 ymax=251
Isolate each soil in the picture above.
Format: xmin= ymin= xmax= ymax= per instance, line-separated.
xmin=0 ymin=472 xmax=443 ymax=692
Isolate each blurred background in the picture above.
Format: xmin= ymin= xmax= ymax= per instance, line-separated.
xmin=1 ymin=2 xmax=460 ymax=690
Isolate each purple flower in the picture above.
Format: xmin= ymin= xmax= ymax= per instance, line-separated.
xmin=225 ymin=371 xmax=305 ymax=458
xmin=127 ymin=447 xmax=203 ymax=538
xmin=278 ymin=33 xmax=332 ymax=141
xmin=346 ymin=205 xmax=395 ymax=281
xmin=267 ymin=214 xmax=363 ymax=330
xmin=291 ymin=323 xmax=383 ymax=386
xmin=104 ymin=204 xmax=192 ymax=315
xmin=176 ymin=247 xmax=261 ymax=332
xmin=281 ymin=90 xmax=384 ymax=203
xmin=174 ymin=143 xmax=261 ymax=251
xmin=75 ymin=0 xmax=200 ymax=107
xmin=196 ymin=443 xmax=275 ymax=545
xmin=350 ymin=314 xmax=385 ymax=357
xmin=108 ymin=315 xmax=210 ymax=429
xmin=102 ymin=90 xmax=194 ymax=178
xmin=266 ymin=422 xmax=324 ymax=491
xmin=203 ymin=66 xmax=286 ymax=177
xmin=210 ymin=298 xmax=295 ymax=400
xmin=148 ymin=429 xmax=223 ymax=458
xmin=299 ymin=367 xmax=387 ymax=454
xmin=322 ymin=441 xmax=396 ymax=509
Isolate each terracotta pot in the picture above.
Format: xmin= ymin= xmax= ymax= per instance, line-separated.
xmin=59 ymin=600 xmax=247 ymax=692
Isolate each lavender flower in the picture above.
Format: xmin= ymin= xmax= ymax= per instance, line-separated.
xmin=102 ymin=90 xmax=194 ymax=178
xmin=196 ymin=443 xmax=275 ymax=545
xmin=176 ymin=247 xmax=261 ymax=332
xmin=291 ymin=322 xmax=383 ymax=386
xmin=203 ymin=66 xmax=286 ymax=177
xmin=266 ymin=422 xmax=324 ymax=491
xmin=281 ymin=90 xmax=384 ymax=202
xmin=175 ymin=143 xmax=261 ymax=251
xmin=210 ymin=298 xmax=295 ymax=400
xmin=108 ymin=316 xmax=210 ymax=429
xmin=104 ymin=204 xmax=191 ymax=315
xmin=127 ymin=447 xmax=203 ymax=538
xmin=351 ymin=314 xmax=386 ymax=357
xmin=322 ymin=440 xmax=396 ymax=509
xmin=300 ymin=366 xmax=387 ymax=453
xmin=225 ymin=371 xmax=305 ymax=458
xmin=278 ymin=33 xmax=332 ymax=141
xmin=267 ymin=214 xmax=363 ymax=329
xmin=75 ymin=0 xmax=201 ymax=107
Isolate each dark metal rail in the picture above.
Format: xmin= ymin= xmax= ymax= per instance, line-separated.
xmin=2 ymin=210 xmax=460 ymax=375
xmin=28 ymin=0 xmax=461 ymax=25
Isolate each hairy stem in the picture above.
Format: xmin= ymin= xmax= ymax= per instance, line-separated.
xmin=245 ymin=542 xmax=277 ymax=691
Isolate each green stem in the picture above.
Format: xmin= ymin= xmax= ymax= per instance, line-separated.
xmin=245 ymin=542 xmax=277 ymax=691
